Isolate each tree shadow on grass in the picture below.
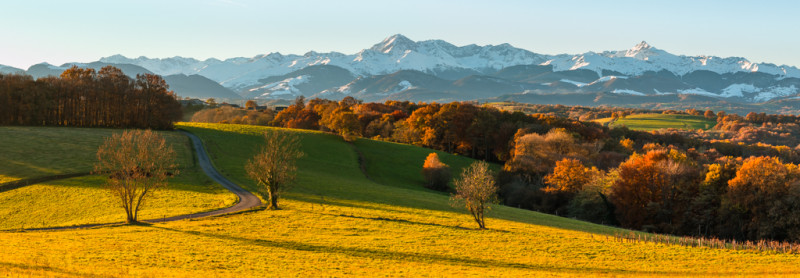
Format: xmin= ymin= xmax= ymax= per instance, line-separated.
xmin=146 ymin=225 xmax=780 ymax=276
xmin=304 ymin=210 xmax=475 ymax=231
xmin=0 ymin=261 xmax=111 ymax=278
xmin=288 ymin=194 xmax=419 ymax=215
xmin=289 ymin=186 xmax=621 ymax=237
xmin=321 ymin=211 xmax=513 ymax=233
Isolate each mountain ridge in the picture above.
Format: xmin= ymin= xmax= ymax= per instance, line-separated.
xmin=6 ymin=34 xmax=800 ymax=107
xmin=98 ymin=34 xmax=800 ymax=87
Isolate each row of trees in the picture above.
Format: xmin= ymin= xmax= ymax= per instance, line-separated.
xmin=259 ymin=96 xmax=605 ymax=162
xmin=0 ymin=66 xmax=182 ymax=129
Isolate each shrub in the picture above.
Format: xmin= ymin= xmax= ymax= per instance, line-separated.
xmin=422 ymin=153 xmax=451 ymax=191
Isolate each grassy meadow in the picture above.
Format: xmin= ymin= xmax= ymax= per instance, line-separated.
xmin=0 ymin=126 xmax=193 ymax=183
xmin=354 ymin=138 xmax=501 ymax=191
xmin=0 ymin=171 xmax=235 ymax=230
xmin=0 ymin=126 xmax=236 ymax=229
xmin=1 ymin=123 xmax=799 ymax=276
xmin=594 ymin=114 xmax=715 ymax=131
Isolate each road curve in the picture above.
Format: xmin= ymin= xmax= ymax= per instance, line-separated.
xmin=8 ymin=130 xmax=262 ymax=231
xmin=149 ymin=131 xmax=262 ymax=222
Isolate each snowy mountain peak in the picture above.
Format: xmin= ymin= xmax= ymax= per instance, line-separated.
xmin=102 ymin=54 xmax=128 ymax=62
xmin=371 ymin=34 xmax=417 ymax=53
xmin=618 ymin=40 xmax=668 ymax=61
xmin=633 ymin=41 xmax=652 ymax=51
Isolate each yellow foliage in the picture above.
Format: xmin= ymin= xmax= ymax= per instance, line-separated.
xmin=543 ymin=158 xmax=601 ymax=193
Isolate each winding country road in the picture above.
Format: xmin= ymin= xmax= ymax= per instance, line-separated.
xmin=8 ymin=131 xmax=262 ymax=231
xmin=150 ymin=131 xmax=262 ymax=222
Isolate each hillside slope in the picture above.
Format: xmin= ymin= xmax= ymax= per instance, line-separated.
xmin=0 ymin=126 xmax=236 ymax=229
xmin=1 ymin=123 xmax=799 ymax=276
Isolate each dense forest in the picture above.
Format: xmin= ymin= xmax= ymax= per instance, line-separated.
xmin=193 ymin=96 xmax=800 ymax=242
xmin=0 ymin=66 xmax=182 ymax=129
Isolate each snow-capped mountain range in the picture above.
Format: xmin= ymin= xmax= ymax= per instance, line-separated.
xmin=98 ymin=35 xmax=800 ymax=90
xmin=5 ymin=34 xmax=800 ymax=105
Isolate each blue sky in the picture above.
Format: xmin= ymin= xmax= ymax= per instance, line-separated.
xmin=1 ymin=0 xmax=798 ymax=69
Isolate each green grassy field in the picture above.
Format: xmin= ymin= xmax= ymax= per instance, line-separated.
xmin=0 ymin=126 xmax=193 ymax=184
xmin=594 ymin=114 xmax=715 ymax=131
xmin=1 ymin=123 xmax=799 ymax=276
xmin=353 ymin=138 xmax=500 ymax=191
xmin=0 ymin=126 xmax=236 ymax=229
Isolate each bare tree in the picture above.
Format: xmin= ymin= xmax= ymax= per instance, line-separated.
xmin=95 ymin=130 xmax=177 ymax=223
xmin=451 ymin=161 xmax=498 ymax=229
xmin=246 ymin=130 xmax=304 ymax=210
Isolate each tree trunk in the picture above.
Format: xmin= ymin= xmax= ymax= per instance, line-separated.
xmin=266 ymin=185 xmax=279 ymax=210
xmin=269 ymin=195 xmax=279 ymax=210
xmin=126 ymin=209 xmax=136 ymax=224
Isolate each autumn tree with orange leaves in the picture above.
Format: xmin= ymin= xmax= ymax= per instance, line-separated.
xmin=422 ymin=153 xmax=451 ymax=191
xmin=611 ymin=148 xmax=702 ymax=232
xmin=724 ymin=156 xmax=800 ymax=241
xmin=544 ymin=158 xmax=601 ymax=194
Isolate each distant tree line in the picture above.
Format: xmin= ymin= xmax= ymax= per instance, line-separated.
xmin=0 ymin=66 xmax=182 ymax=129
xmin=260 ymin=96 xmax=607 ymax=162
xmin=191 ymin=105 xmax=275 ymax=126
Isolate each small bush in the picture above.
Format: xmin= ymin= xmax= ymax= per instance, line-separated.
xmin=422 ymin=153 xmax=451 ymax=191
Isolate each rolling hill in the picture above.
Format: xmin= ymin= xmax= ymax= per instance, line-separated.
xmin=2 ymin=123 xmax=799 ymax=276
xmin=0 ymin=126 xmax=236 ymax=230
xmin=0 ymin=64 xmax=24 ymax=74
xmin=163 ymin=74 xmax=242 ymax=100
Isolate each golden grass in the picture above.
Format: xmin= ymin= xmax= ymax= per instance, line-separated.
xmin=0 ymin=171 xmax=236 ymax=230
xmin=1 ymin=198 xmax=800 ymax=277
xmin=0 ymin=126 xmax=236 ymax=229
xmin=1 ymin=123 xmax=799 ymax=276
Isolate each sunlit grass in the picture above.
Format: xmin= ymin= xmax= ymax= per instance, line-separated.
xmin=2 ymin=197 xmax=800 ymax=276
xmin=1 ymin=123 xmax=799 ymax=276
xmin=0 ymin=126 xmax=236 ymax=229
xmin=0 ymin=170 xmax=236 ymax=230
xmin=594 ymin=114 xmax=715 ymax=131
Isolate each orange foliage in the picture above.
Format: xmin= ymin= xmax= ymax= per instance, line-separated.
xmin=422 ymin=153 xmax=451 ymax=191
xmin=611 ymin=149 xmax=701 ymax=231
xmin=543 ymin=158 xmax=600 ymax=194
